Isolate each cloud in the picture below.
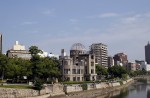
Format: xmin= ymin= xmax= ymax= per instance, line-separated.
xmin=42 ymin=9 xmax=55 ymax=15
xmin=88 ymin=12 xmax=118 ymax=19
xmin=98 ymin=13 xmax=118 ymax=18
xmin=37 ymin=12 xmax=150 ymax=61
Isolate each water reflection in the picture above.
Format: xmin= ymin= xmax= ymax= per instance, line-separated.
xmin=95 ymin=78 xmax=150 ymax=98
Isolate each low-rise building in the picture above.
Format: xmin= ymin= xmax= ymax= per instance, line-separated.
xmin=7 ymin=41 xmax=31 ymax=59
xmin=127 ymin=62 xmax=136 ymax=71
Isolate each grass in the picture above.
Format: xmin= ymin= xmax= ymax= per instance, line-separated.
xmin=0 ymin=85 xmax=34 ymax=89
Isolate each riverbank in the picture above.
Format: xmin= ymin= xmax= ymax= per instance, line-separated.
xmin=0 ymin=79 xmax=134 ymax=98
xmin=51 ymin=79 xmax=134 ymax=98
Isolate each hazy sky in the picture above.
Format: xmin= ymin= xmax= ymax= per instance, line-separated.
xmin=0 ymin=0 xmax=150 ymax=61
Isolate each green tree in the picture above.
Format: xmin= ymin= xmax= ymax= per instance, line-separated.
xmin=108 ymin=65 xmax=127 ymax=78
xmin=29 ymin=46 xmax=42 ymax=56
xmin=96 ymin=64 xmax=108 ymax=76
xmin=34 ymin=77 xmax=44 ymax=95
xmin=29 ymin=46 xmax=61 ymax=83
xmin=0 ymin=53 xmax=8 ymax=82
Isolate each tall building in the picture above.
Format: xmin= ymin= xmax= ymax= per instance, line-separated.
xmin=145 ymin=42 xmax=150 ymax=64
xmin=90 ymin=43 xmax=108 ymax=68
xmin=113 ymin=53 xmax=128 ymax=66
xmin=60 ymin=43 xmax=97 ymax=81
xmin=0 ymin=33 xmax=2 ymax=53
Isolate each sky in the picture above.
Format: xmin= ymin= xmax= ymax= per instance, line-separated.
xmin=0 ymin=0 xmax=150 ymax=61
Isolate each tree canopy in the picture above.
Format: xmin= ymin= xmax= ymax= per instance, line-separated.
xmin=108 ymin=65 xmax=127 ymax=78
xmin=96 ymin=64 xmax=108 ymax=76
xmin=0 ymin=46 xmax=61 ymax=84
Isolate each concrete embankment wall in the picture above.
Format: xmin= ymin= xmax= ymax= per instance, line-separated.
xmin=0 ymin=83 xmax=65 ymax=98
xmin=0 ymin=79 xmax=133 ymax=98
xmin=54 ymin=78 xmax=134 ymax=98
xmin=0 ymin=88 xmax=39 ymax=98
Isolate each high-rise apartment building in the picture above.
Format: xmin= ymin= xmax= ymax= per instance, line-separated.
xmin=145 ymin=42 xmax=150 ymax=64
xmin=90 ymin=43 xmax=108 ymax=68
xmin=0 ymin=33 xmax=2 ymax=53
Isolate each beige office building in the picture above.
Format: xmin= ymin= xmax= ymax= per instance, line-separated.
xmin=7 ymin=41 xmax=31 ymax=59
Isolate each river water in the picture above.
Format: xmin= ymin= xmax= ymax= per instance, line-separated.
xmin=95 ymin=78 xmax=150 ymax=98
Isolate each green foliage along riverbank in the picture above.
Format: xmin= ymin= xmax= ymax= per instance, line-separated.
xmin=0 ymin=46 xmax=61 ymax=84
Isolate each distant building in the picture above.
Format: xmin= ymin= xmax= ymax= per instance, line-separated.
xmin=108 ymin=56 xmax=114 ymax=67
xmin=113 ymin=53 xmax=128 ymax=67
xmin=127 ymin=62 xmax=136 ymax=71
xmin=145 ymin=42 xmax=150 ymax=64
xmin=48 ymin=53 xmax=59 ymax=59
xmin=38 ymin=50 xmax=59 ymax=59
xmin=142 ymin=62 xmax=150 ymax=71
xmin=7 ymin=41 xmax=31 ymax=59
xmin=135 ymin=60 xmax=144 ymax=70
xmin=38 ymin=50 xmax=48 ymax=57
xmin=0 ymin=33 xmax=2 ymax=53
xmin=90 ymin=43 xmax=108 ymax=68
xmin=60 ymin=43 xmax=97 ymax=81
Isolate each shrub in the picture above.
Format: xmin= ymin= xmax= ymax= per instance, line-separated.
xmin=81 ymin=83 xmax=87 ymax=91
xmin=119 ymin=81 xmax=123 ymax=85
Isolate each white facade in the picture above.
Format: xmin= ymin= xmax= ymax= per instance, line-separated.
xmin=146 ymin=64 xmax=150 ymax=71
xmin=38 ymin=50 xmax=48 ymax=57
xmin=38 ymin=50 xmax=59 ymax=59
xmin=140 ymin=61 xmax=150 ymax=71
xmin=48 ymin=53 xmax=59 ymax=59
xmin=13 ymin=41 xmax=25 ymax=50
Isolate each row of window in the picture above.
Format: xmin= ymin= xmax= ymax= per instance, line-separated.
xmin=65 ymin=77 xmax=84 ymax=81
xmin=64 ymin=68 xmax=95 ymax=74
xmin=64 ymin=69 xmax=84 ymax=74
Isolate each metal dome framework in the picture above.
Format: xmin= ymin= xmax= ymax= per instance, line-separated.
xmin=71 ymin=43 xmax=86 ymax=51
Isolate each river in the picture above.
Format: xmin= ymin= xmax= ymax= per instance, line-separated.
xmin=95 ymin=78 xmax=150 ymax=98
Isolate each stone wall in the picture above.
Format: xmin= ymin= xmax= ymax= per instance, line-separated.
xmin=0 ymin=79 xmax=133 ymax=98
xmin=0 ymin=83 xmax=65 ymax=98
xmin=0 ymin=88 xmax=39 ymax=98
xmin=64 ymin=84 xmax=82 ymax=93
xmin=53 ymin=79 xmax=134 ymax=98
xmin=63 ymin=79 xmax=134 ymax=94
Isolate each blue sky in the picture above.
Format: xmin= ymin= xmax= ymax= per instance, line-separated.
xmin=0 ymin=0 xmax=150 ymax=61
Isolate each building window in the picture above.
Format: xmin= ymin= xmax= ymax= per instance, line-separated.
xmin=91 ymin=69 xmax=94 ymax=74
xmin=65 ymin=77 xmax=70 ymax=81
xmin=81 ymin=69 xmax=84 ymax=74
xmin=91 ymin=62 xmax=94 ymax=66
xmin=85 ymin=66 xmax=87 ymax=74
xmin=64 ymin=69 xmax=70 ymax=74
xmin=64 ymin=61 xmax=68 ymax=65
xmin=77 ymin=77 xmax=80 ymax=81
xmin=72 ymin=69 xmax=76 ymax=74
xmin=73 ymin=77 xmax=76 ymax=81
xmin=91 ymin=55 xmax=94 ymax=59
xmin=77 ymin=69 xmax=80 ymax=74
